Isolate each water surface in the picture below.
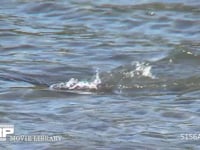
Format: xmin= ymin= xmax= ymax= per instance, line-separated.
xmin=0 ymin=0 xmax=200 ymax=149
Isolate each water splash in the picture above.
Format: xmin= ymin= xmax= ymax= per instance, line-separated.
xmin=135 ymin=62 xmax=155 ymax=78
xmin=123 ymin=62 xmax=155 ymax=79
xmin=49 ymin=70 xmax=101 ymax=91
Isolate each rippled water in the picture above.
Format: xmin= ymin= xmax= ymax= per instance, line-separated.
xmin=0 ymin=0 xmax=200 ymax=149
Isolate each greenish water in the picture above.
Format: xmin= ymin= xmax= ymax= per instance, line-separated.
xmin=0 ymin=0 xmax=200 ymax=149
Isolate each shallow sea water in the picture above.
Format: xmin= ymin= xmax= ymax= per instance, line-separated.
xmin=0 ymin=0 xmax=200 ymax=149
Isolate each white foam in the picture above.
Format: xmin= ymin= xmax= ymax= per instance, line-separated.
xmin=49 ymin=70 xmax=101 ymax=91
xmin=123 ymin=62 xmax=155 ymax=79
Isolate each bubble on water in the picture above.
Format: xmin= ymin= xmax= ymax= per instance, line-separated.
xmin=146 ymin=11 xmax=155 ymax=16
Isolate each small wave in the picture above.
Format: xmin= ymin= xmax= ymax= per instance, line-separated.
xmin=170 ymin=49 xmax=200 ymax=62
xmin=49 ymin=70 xmax=101 ymax=92
xmin=158 ymin=45 xmax=200 ymax=64
xmin=49 ymin=62 xmax=156 ymax=93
